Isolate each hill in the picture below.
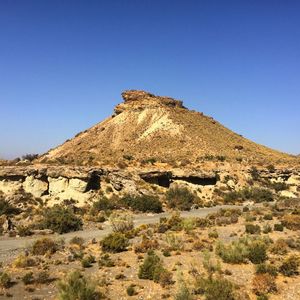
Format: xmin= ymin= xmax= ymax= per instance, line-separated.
xmin=38 ymin=90 xmax=294 ymax=166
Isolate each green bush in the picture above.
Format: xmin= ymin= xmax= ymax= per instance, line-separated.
xmin=98 ymin=254 xmax=115 ymax=268
xmin=216 ymin=237 xmax=268 ymax=265
xmin=224 ymin=187 xmax=273 ymax=204
xmin=256 ymin=263 xmax=278 ymax=277
xmin=101 ymin=232 xmax=129 ymax=253
xmin=0 ymin=198 xmax=20 ymax=216
xmin=126 ymin=284 xmax=136 ymax=296
xmin=248 ymin=241 xmax=267 ymax=264
xmin=81 ymin=255 xmax=95 ymax=268
xmin=262 ymin=224 xmax=272 ymax=234
xmin=166 ymin=187 xmax=197 ymax=211
xmin=216 ymin=240 xmax=249 ymax=264
xmin=195 ymin=277 xmax=235 ymax=300
xmin=91 ymin=196 xmax=116 ymax=212
xmin=36 ymin=271 xmax=51 ymax=284
xmin=41 ymin=205 xmax=82 ymax=234
xmin=0 ymin=272 xmax=11 ymax=289
xmin=174 ymin=279 xmax=193 ymax=300
xmin=22 ymin=272 xmax=34 ymax=285
xmin=121 ymin=194 xmax=162 ymax=213
xmin=274 ymin=223 xmax=284 ymax=232
xmin=245 ymin=224 xmax=261 ymax=234
xmin=17 ymin=225 xmax=33 ymax=237
xmin=138 ymin=251 xmax=161 ymax=280
xmin=31 ymin=238 xmax=59 ymax=255
xmin=138 ymin=251 xmax=172 ymax=286
xmin=69 ymin=236 xmax=85 ymax=247
xmin=109 ymin=212 xmax=134 ymax=233
xmin=57 ymin=271 xmax=103 ymax=300
xmin=279 ymin=255 xmax=300 ymax=276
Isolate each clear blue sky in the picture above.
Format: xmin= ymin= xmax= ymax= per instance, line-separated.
xmin=0 ymin=0 xmax=299 ymax=159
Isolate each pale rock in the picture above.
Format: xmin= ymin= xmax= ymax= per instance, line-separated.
xmin=0 ymin=179 xmax=23 ymax=194
xmin=48 ymin=176 xmax=68 ymax=195
xmin=227 ymin=179 xmax=236 ymax=189
xmin=68 ymin=178 xmax=87 ymax=193
xmin=23 ymin=176 xmax=48 ymax=197
xmin=280 ymin=190 xmax=297 ymax=198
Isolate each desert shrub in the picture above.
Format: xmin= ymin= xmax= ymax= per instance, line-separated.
xmin=181 ymin=218 xmax=197 ymax=233
xmin=153 ymin=266 xmax=173 ymax=287
xmin=81 ymin=254 xmax=95 ymax=268
xmin=165 ymin=233 xmax=184 ymax=251
xmin=282 ymin=215 xmax=300 ymax=230
xmin=245 ymin=224 xmax=261 ymax=234
xmin=0 ymin=272 xmax=11 ymax=289
xmin=279 ymin=255 xmax=300 ymax=276
xmin=13 ymin=254 xmax=37 ymax=268
xmin=0 ymin=198 xmax=20 ymax=216
xmin=166 ymin=187 xmax=197 ymax=211
xmin=174 ymin=279 xmax=193 ymax=300
xmin=57 ymin=271 xmax=103 ymax=300
xmin=217 ymin=237 xmax=268 ymax=264
xmin=249 ymin=188 xmax=273 ymax=202
xmin=193 ymin=240 xmax=213 ymax=252
xmin=110 ymin=212 xmax=134 ymax=233
xmin=101 ymin=232 xmax=129 ymax=253
xmin=248 ymin=241 xmax=267 ymax=264
xmin=134 ymin=236 xmax=159 ymax=253
xmin=138 ymin=251 xmax=161 ymax=280
xmin=208 ymin=229 xmax=218 ymax=239
xmin=263 ymin=213 xmax=273 ymax=220
xmin=31 ymin=238 xmax=59 ymax=255
xmin=274 ymin=223 xmax=284 ymax=231
xmin=256 ymin=263 xmax=278 ymax=277
xmin=98 ymin=254 xmax=115 ymax=268
xmin=16 ymin=225 xmax=33 ymax=237
xmin=252 ymin=274 xmax=277 ymax=295
xmin=126 ymin=284 xmax=136 ymax=296
xmin=202 ymin=251 xmax=221 ymax=275
xmin=91 ymin=196 xmax=116 ymax=212
xmin=22 ymin=272 xmax=34 ymax=285
xmin=270 ymin=239 xmax=288 ymax=255
xmin=216 ymin=240 xmax=249 ymax=264
xmin=69 ymin=236 xmax=85 ymax=248
xmin=138 ymin=251 xmax=172 ymax=286
xmin=224 ymin=187 xmax=273 ymax=204
xmin=157 ymin=212 xmax=183 ymax=233
xmin=41 ymin=205 xmax=82 ymax=234
xmin=262 ymin=224 xmax=272 ymax=234
xmin=195 ymin=276 xmax=235 ymax=300
xmin=271 ymin=182 xmax=288 ymax=192
xmin=36 ymin=271 xmax=51 ymax=284
xmin=121 ymin=194 xmax=162 ymax=213
xmin=250 ymin=166 xmax=260 ymax=181
xmin=257 ymin=295 xmax=269 ymax=300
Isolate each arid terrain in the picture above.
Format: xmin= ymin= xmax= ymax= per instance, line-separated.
xmin=0 ymin=91 xmax=299 ymax=300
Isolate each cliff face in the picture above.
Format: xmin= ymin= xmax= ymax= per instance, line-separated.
xmin=0 ymin=165 xmax=299 ymax=207
xmin=37 ymin=90 xmax=294 ymax=166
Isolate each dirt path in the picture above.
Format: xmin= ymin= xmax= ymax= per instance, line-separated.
xmin=0 ymin=205 xmax=241 ymax=262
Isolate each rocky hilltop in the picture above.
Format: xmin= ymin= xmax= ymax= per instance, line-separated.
xmin=0 ymin=90 xmax=299 ymax=208
xmin=37 ymin=90 xmax=294 ymax=166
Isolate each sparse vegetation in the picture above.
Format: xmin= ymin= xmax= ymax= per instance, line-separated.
xmin=57 ymin=271 xmax=103 ymax=300
xmin=120 ymin=194 xmax=163 ymax=213
xmin=40 ymin=205 xmax=83 ymax=234
xmin=101 ymin=232 xmax=129 ymax=253
xmin=166 ymin=187 xmax=197 ymax=210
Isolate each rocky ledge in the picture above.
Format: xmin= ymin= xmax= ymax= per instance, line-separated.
xmin=114 ymin=90 xmax=186 ymax=114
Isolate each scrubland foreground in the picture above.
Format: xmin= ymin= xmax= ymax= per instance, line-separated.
xmin=0 ymin=188 xmax=300 ymax=300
